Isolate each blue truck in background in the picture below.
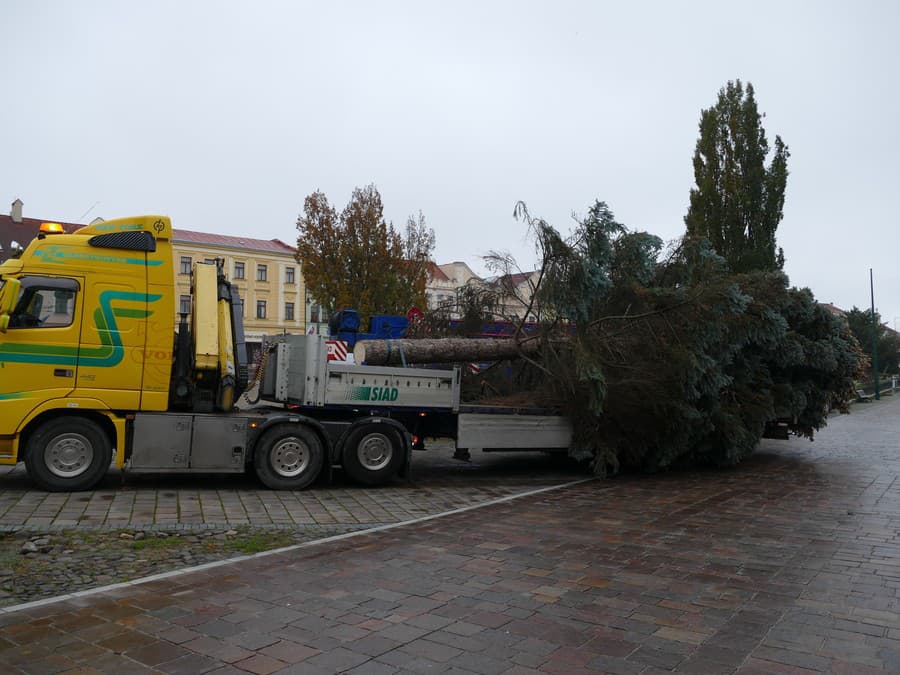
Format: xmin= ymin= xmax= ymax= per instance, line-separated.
xmin=328 ymin=310 xmax=409 ymax=348
xmin=328 ymin=309 xmax=542 ymax=348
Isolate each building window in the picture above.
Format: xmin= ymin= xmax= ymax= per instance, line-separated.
xmin=180 ymin=256 xmax=191 ymax=275
xmin=234 ymin=261 xmax=245 ymax=279
xmin=179 ymin=295 xmax=191 ymax=315
xmin=310 ymin=304 xmax=320 ymax=323
xmin=285 ymin=267 xmax=295 ymax=284
xmin=285 ymin=302 xmax=294 ymax=321
xmin=256 ymin=300 xmax=267 ymax=319
xmin=257 ymin=264 xmax=267 ymax=282
xmin=204 ymin=258 xmax=216 ymax=265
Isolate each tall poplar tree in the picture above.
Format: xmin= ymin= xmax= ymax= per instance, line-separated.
xmin=685 ymin=80 xmax=789 ymax=273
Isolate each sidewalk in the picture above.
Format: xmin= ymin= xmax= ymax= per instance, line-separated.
xmin=2 ymin=399 xmax=900 ymax=673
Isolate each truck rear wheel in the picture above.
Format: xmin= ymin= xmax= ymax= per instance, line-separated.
xmin=253 ymin=424 xmax=323 ymax=490
xmin=24 ymin=417 xmax=112 ymax=492
xmin=341 ymin=424 xmax=404 ymax=486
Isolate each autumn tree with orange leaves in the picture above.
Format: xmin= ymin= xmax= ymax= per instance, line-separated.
xmin=296 ymin=185 xmax=435 ymax=319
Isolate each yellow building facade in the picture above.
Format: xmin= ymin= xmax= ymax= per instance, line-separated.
xmin=171 ymin=230 xmax=305 ymax=361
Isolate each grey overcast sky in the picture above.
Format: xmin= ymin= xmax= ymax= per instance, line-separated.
xmin=2 ymin=1 xmax=898 ymax=323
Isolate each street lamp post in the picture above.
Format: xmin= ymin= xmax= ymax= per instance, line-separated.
xmin=870 ymin=268 xmax=880 ymax=400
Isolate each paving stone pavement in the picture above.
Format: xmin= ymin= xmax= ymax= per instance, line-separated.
xmin=2 ymin=398 xmax=900 ymax=673
xmin=0 ymin=446 xmax=585 ymax=531
xmin=0 ymin=444 xmax=589 ymax=609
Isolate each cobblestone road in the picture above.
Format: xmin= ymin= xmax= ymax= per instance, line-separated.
xmin=1 ymin=398 xmax=900 ymax=673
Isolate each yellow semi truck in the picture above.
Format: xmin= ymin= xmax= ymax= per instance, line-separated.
xmin=0 ymin=216 xmax=571 ymax=492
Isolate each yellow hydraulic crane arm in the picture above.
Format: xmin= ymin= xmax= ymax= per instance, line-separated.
xmin=191 ymin=262 xmax=237 ymax=411
xmin=216 ymin=289 xmax=237 ymax=410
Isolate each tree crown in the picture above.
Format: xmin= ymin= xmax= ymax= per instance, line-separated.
xmin=296 ymin=185 xmax=435 ymax=319
xmin=684 ymin=79 xmax=789 ymax=274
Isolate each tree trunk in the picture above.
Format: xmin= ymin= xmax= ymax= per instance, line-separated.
xmin=353 ymin=337 xmax=541 ymax=366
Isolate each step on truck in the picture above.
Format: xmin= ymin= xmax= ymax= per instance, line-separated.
xmin=0 ymin=216 xmax=572 ymax=492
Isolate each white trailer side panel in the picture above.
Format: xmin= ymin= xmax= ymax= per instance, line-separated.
xmin=267 ymin=335 xmax=460 ymax=410
xmin=456 ymin=414 xmax=572 ymax=450
xmin=324 ymin=363 xmax=459 ymax=410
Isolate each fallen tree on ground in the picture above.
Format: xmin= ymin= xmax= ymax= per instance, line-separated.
xmin=421 ymin=200 xmax=864 ymax=476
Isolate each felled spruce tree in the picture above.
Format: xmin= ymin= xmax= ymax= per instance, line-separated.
xmin=516 ymin=203 xmax=862 ymax=476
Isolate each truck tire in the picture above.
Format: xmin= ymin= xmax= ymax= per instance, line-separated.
xmin=24 ymin=417 xmax=112 ymax=492
xmin=341 ymin=424 xmax=404 ymax=486
xmin=253 ymin=424 xmax=324 ymax=490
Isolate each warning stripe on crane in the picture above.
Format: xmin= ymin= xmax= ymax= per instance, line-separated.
xmin=326 ymin=340 xmax=348 ymax=361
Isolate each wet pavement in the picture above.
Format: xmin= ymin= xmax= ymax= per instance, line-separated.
xmin=1 ymin=398 xmax=900 ymax=673
xmin=0 ymin=447 xmax=589 ymax=610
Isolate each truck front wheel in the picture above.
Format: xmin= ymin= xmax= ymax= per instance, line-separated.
xmin=253 ymin=424 xmax=324 ymax=490
xmin=341 ymin=425 xmax=404 ymax=486
xmin=24 ymin=417 xmax=112 ymax=492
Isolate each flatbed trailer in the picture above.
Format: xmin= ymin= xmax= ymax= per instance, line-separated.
xmin=121 ymin=334 xmax=572 ymax=490
xmin=246 ymin=334 xmax=573 ymax=487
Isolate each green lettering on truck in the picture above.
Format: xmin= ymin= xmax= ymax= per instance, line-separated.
xmin=347 ymin=386 xmax=399 ymax=402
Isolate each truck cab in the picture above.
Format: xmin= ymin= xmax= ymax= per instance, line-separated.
xmin=0 ymin=216 xmax=248 ymax=490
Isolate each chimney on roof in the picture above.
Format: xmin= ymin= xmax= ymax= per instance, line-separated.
xmin=10 ymin=198 xmax=23 ymax=223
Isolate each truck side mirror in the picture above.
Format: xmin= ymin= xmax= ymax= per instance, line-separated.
xmin=0 ymin=278 xmax=21 ymax=333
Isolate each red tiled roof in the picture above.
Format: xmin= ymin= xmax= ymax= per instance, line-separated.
xmin=0 ymin=214 xmax=83 ymax=233
xmin=172 ymin=229 xmax=296 ymax=254
xmin=427 ymin=261 xmax=450 ymax=282
xmin=0 ymin=214 xmax=82 ymax=260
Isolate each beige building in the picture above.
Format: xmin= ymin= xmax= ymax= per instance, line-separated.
xmin=438 ymin=261 xmax=481 ymax=289
xmin=424 ymin=261 xmax=483 ymax=317
xmin=424 ymin=263 xmax=455 ymax=312
xmin=425 ymin=261 xmax=542 ymax=322
xmin=172 ymin=230 xmax=305 ymax=361
xmin=485 ymin=270 xmax=542 ymax=321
